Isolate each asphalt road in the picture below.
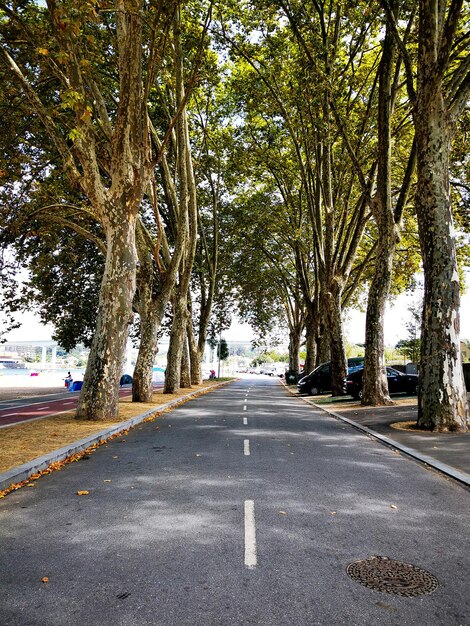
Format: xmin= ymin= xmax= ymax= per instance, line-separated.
xmin=1 ymin=376 xmax=469 ymax=625
xmin=0 ymin=385 xmax=160 ymax=428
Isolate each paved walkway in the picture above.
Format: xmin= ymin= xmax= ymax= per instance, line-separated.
xmin=291 ymin=389 xmax=470 ymax=485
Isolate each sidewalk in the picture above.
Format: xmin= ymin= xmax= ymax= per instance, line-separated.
xmin=285 ymin=383 xmax=470 ymax=488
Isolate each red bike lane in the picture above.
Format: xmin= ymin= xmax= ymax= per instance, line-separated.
xmin=0 ymin=385 xmax=162 ymax=428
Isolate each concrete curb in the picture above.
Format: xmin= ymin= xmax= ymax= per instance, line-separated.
xmin=280 ymin=379 xmax=470 ymax=489
xmin=0 ymin=381 xmax=231 ymax=494
xmin=313 ymin=403 xmax=470 ymax=488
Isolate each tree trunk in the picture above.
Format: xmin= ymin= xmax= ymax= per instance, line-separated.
xmin=325 ymin=284 xmax=347 ymax=396
xmin=188 ymin=317 xmax=203 ymax=385
xmin=131 ymin=218 xmax=185 ymax=402
xmin=76 ymin=217 xmax=137 ymax=420
xmin=415 ymin=82 xmax=468 ymax=431
xmin=413 ymin=1 xmax=469 ymax=431
xmin=180 ymin=336 xmax=191 ymax=388
xmin=304 ymin=307 xmax=317 ymax=374
xmin=132 ymin=303 xmax=160 ymax=402
xmin=163 ymin=8 xmax=198 ymax=394
xmin=362 ymin=224 xmax=397 ymax=405
xmin=164 ymin=291 xmax=189 ymax=393
xmin=362 ymin=18 xmax=396 ymax=406
xmin=315 ymin=300 xmax=330 ymax=365
xmin=288 ymin=328 xmax=301 ymax=373
xmin=316 ymin=331 xmax=330 ymax=365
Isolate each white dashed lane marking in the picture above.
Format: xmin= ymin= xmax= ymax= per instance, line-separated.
xmin=244 ymin=500 xmax=257 ymax=569
xmin=244 ymin=439 xmax=250 ymax=456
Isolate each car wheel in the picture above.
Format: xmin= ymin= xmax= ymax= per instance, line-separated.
xmin=358 ymin=389 xmax=363 ymax=400
xmin=411 ymin=384 xmax=419 ymax=395
xmin=308 ymin=386 xmax=320 ymax=396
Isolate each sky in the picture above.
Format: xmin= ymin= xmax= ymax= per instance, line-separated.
xmin=5 ymin=285 xmax=470 ymax=347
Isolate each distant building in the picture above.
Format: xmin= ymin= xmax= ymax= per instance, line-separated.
xmin=0 ymin=355 xmax=26 ymax=369
xmin=461 ymin=340 xmax=470 ymax=363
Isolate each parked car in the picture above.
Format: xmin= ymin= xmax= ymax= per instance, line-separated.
xmin=297 ymin=358 xmax=365 ymax=395
xmin=343 ymin=367 xmax=419 ymax=400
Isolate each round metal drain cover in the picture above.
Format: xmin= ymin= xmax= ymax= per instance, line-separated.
xmin=347 ymin=556 xmax=438 ymax=597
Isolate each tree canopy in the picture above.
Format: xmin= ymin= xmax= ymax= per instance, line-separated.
xmin=1 ymin=0 xmax=469 ymax=430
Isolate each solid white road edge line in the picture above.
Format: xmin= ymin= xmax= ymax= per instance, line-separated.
xmin=244 ymin=439 xmax=250 ymax=456
xmin=244 ymin=500 xmax=257 ymax=569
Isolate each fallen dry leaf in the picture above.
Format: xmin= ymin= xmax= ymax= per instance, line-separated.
xmin=196 ymin=454 xmax=202 ymax=457
xmin=76 ymin=490 xmax=89 ymax=496
xmin=279 ymin=511 xmax=287 ymax=515
xmin=390 ymin=504 xmax=397 ymax=509
xmin=103 ymin=480 xmax=112 ymax=483
xmin=41 ymin=577 xmax=49 ymax=583
xmin=330 ymin=511 xmax=337 ymax=515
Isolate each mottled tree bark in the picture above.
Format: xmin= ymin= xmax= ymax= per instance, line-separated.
xmin=413 ymin=0 xmax=469 ymax=431
xmin=165 ymin=289 xmax=189 ymax=392
xmin=132 ymin=302 xmax=161 ymax=403
xmin=188 ymin=313 xmax=203 ymax=385
xmin=77 ymin=216 xmax=138 ymax=420
xmin=324 ymin=284 xmax=347 ymax=395
xmin=316 ymin=314 xmax=331 ymax=366
xmin=362 ymin=16 xmax=397 ymax=406
xmin=288 ymin=327 xmax=302 ymax=374
xmin=304 ymin=307 xmax=317 ymax=374
xmin=415 ymin=85 xmax=468 ymax=430
xmin=362 ymin=228 xmax=397 ymax=405
xmin=76 ymin=3 xmax=152 ymax=419
xmin=180 ymin=336 xmax=191 ymax=388
xmin=164 ymin=8 xmax=198 ymax=393
xmin=131 ymin=167 xmax=187 ymax=402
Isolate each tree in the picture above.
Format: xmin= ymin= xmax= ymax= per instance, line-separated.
xmin=382 ymin=0 xmax=470 ymax=430
xmin=396 ymin=339 xmax=421 ymax=364
xmin=362 ymin=2 xmax=416 ymax=406
xmin=1 ymin=1 xmax=173 ymax=420
xmin=217 ymin=338 xmax=229 ymax=361
xmin=164 ymin=6 xmax=200 ymax=394
xmin=221 ymin=1 xmax=383 ymax=392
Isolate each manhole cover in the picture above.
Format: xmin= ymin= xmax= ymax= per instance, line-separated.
xmin=347 ymin=556 xmax=438 ymax=597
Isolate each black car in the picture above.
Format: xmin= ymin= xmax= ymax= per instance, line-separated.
xmin=343 ymin=367 xmax=419 ymax=400
xmin=297 ymin=358 xmax=365 ymax=395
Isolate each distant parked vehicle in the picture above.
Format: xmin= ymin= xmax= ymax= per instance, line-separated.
xmin=343 ymin=367 xmax=419 ymax=400
xmin=297 ymin=358 xmax=365 ymax=395
xmin=120 ymin=374 xmax=133 ymax=386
